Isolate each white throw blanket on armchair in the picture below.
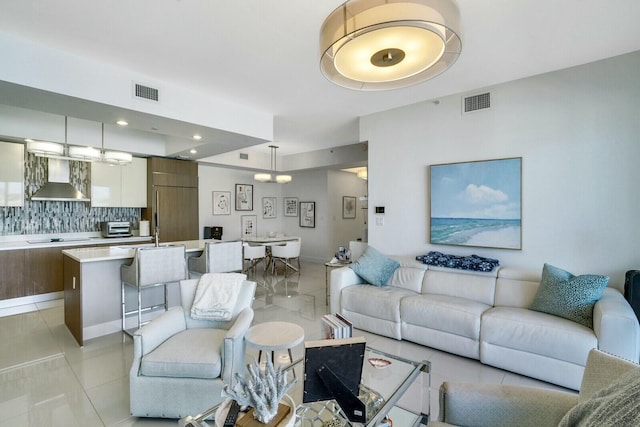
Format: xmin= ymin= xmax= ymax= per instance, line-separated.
xmin=190 ymin=272 xmax=247 ymax=321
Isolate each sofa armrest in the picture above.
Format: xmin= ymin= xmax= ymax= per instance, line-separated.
xmin=222 ymin=307 xmax=254 ymax=383
xmin=593 ymin=287 xmax=640 ymax=362
xmin=330 ymin=266 xmax=364 ymax=314
xmin=438 ymin=381 xmax=577 ymax=427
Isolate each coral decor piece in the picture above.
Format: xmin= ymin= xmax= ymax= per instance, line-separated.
xmin=222 ymin=357 xmax=295 ymax=423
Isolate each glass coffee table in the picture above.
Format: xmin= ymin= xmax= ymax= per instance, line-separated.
xmin=180 ymin=347 xmax=430 ymax=427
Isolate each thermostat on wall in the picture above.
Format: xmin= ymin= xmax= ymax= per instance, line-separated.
xmin=375 ymin=206 xmax=385 ymax=214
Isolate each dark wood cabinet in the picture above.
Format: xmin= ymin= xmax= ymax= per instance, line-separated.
xmin=24 ymin=247 xmax=64 ymax=295
xmin=142 ymin=157 xmax=199 ymax=243
xmin=0 ymin=249 xmax=25 ymax=300
xmin=63 ymin=255 xmax=82 ymax=344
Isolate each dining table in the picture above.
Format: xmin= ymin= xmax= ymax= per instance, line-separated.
xmin=243 ymin=235 xmax=300 ymax=274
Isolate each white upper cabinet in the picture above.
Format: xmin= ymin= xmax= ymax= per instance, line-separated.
xmin=0 ymin=105 xmax=65 ymax=142
xmin=91 ymin=157 xmax=147 ymax=208
xmin=0 ymin=141 xmax=25 ymax=207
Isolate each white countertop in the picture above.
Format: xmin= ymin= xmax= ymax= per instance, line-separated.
xmin=61 ymin=239 xmax=218 ymax=263
xmin=0 ymin=233 xmax=153 ymax=251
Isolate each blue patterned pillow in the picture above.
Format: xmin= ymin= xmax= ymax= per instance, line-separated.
xmin=416 ymin=251 xmax=499 ymax=272
xmin=529 ymin=263 xmax=609 ymax=328
xmin=350 ymin=246 xmax=400 ymax=287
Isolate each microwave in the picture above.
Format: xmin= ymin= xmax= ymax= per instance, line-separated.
xmin=100 ymin=221 xmax=132 ymax=238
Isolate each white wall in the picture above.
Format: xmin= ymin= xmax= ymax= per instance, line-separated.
xmin=198 ymin=165 xmax=334 ymax=263
xmin=328 ymin=170 xmax=368 ymax=251
xmin=198 ymin=165 xmax=284 ymax=241
xmin=361 ymin=51 xmax=640 ymax=290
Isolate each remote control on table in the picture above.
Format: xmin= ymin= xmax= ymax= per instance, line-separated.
xmin=223 ymin=400 xmax=241 ymax=427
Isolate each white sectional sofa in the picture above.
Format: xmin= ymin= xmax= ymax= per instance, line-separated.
xmin=330 ymin=257 xmax=640 ymax=390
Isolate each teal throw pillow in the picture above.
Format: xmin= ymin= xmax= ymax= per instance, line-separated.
xmin=349 ymin=246 xmax=400 ymax=287
xmin=529 ymin=263 xmax=609 ymax=328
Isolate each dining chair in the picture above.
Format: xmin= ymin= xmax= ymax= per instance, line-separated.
xmin=243 ymin=243 xmax=266 ymax=277
xmin=271 ymin=239 xmax=301 ymax=277
xmin=120 ymin=245 xmax=187 ymax=336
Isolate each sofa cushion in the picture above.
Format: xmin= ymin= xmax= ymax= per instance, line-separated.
xmin=402 ymin=294 xmax=491 ymax=340
xmin=558 ymin=367 xmax=640 ymax=427
xmin=140 ymin=328 xmax=224 ymax=379
xmin=388 ymin=267 xmax=427 ymax=293
xmin=341 ymin=284 xmax=415 ymax=322
xmin=482 ymin=307 xmax=597 ymax=366
xmin=350 ymin=246 xmax=400 ymax=286
xmin=529 ymin=263 xmax=609 ymax=328
xmin=422 ymin=268 xmax=498 ymax=306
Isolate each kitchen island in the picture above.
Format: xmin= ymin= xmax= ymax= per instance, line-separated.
xmin=62 ymin=240 xmax=213 ymax=345
xmin=0 ymin=234 xmax=153 ymax=306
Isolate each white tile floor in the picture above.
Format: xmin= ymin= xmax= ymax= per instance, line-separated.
xmin=0 ymin=262 xmax=572 ymax=426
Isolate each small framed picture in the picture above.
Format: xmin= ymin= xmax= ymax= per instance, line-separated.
xmin=212 ymin=191 xmax=231 ymax=215
xmin=235 ymin=184 xmax=253 ymax=211
xmin=241 ymin=215 xmax=257 ymax=238
xmin=262 ymin=197 xmax=277 ymax=219
xmin=284 ymin=197 xmax=298 ymax=217
xmin=342 ymin=196 xmax=356 ymax=219
xmin=299 ymin=201 xmax=315 ymax=228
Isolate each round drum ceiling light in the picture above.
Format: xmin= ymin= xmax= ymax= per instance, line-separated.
xmin=320 ymin=0 xmax=462 ymax=90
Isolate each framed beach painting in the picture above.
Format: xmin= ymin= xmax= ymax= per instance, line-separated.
xmin=429 ymin=157 xmax=522 ymax=250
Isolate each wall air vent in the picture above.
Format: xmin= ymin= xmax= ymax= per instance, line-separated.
xmin=134 ymin=83 xmax=159 ymax=102
xmin=239 ymin=153 xmax=249 ymax=160
xmin=463 ymin=92 xmax=491 ymax=114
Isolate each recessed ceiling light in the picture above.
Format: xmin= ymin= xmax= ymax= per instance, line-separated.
xmin=190 ymin=149 xmax=197 ymax=154
xmin=116 ymin=120 xmax=128 ymax=126
xmin=193 ymin=134 xmax=202 ymax=140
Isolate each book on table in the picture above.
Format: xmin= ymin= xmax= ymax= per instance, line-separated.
xmin=321 ymin=313 xmax=353 ymax=339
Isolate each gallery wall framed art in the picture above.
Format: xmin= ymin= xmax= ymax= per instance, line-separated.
xmin=299 ymin=201 xmax=316 ymax=228
xmin=235 ymin=184 xmax=253 ymax=211
xmin=342 ymin=196 xmax=356 ymax=219
xmin=284 ymin=197 xmax=298 ymax=217
xmin=429 ymin=157 xmax=522 ymax=250
xmin=212 ymin=191 xmax=231 ymax=215
xmin=241 ymin=215 xmax=257 ymax=238
xmin=262 ymin=197 xmax=277 ymax=219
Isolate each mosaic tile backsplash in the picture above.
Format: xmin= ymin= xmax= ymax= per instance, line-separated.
xmin=0 ymin=153 xmax=141 ymax=235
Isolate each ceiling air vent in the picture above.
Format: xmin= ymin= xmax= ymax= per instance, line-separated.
xmin=134 ymin=83 xmax=159 ymax=102
xmin=239 ymin=153 xmax=249 ymax=160
xmin=463 ymin=92 xmax=491 ymax=114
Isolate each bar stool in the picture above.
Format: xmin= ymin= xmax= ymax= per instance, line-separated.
xmin=121 ymin=245 xmax=187 ymax=336
xmin=187 ymin=240 xmax=243 ymax=278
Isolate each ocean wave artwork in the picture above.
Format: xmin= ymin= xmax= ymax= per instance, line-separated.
xmin=430 ymin=158 xmax=522 ymax=250
xmin=431 ymin=217 xmax=521 ymax=249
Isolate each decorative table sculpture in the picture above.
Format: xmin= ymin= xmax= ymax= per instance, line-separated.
xmin=222 ymin=357 xmax=295 ymax=424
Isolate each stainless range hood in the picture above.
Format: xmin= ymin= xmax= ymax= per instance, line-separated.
xmin=31 ymin=158 xmax=90 ymax=202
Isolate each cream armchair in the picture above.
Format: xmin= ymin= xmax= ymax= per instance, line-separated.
xmin=431 ymin=349 xmax=640 ymax=427
xmin=129 ymin=278 xmax=256 ymax=419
